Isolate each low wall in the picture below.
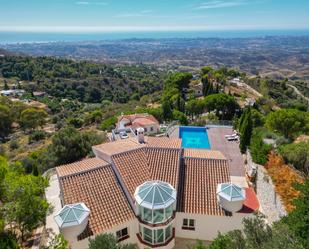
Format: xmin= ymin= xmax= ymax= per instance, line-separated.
xmin=247 ymin=151 xmax=287 ymax=223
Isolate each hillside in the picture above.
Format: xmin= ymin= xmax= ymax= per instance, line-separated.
xmin=3 ymin=36 xmax=309 ymax=80
xmin=0 ymin=56 xmax=164 ymax=103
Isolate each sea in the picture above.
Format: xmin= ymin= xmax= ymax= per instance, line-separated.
xmin=1 ymin=29 xmax=309 ymax=44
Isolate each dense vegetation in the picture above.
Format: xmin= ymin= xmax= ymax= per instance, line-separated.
xmin=278 ymin=142 xmax=309 ymax=176
xmin=193 ymin=180 xmax=309 ymax=249
xmin=88 ymin=234 xmax=136 ymax=249
xmin=0 ymin=157 xmax=49 ymax=247
xmin=0 ymin=56 xmax=164 ymax=103
xmin=246 ymin=77 xmax=308 ymax=111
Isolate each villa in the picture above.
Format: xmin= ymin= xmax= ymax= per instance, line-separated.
xmin=48 ymin=126 xmax=259 ymax=249
xmin=116 ymin=113 xmax=160 ymax=135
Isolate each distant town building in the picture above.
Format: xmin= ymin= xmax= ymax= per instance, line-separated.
xmin=0 ymin=89 xmax=25 ymax=97
xmin=116 ymin=113 xmax=160 ymax=135
xmin=229 ymin=77 xmax=244 ymax=87
xmin=33 ymin=91 xmax=46 ymax=97
xmin=190 ymin=82 xmax=203 ymax=97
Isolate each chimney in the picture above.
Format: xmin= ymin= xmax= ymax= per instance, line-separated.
xmin=136 ymin=127 xmax=145 ymax=143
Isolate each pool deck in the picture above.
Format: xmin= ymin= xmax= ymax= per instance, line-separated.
xmin=170 ymin=126 xmax=245 ymax=177
xmin=207 ymin=126 xmax=245 ymax=177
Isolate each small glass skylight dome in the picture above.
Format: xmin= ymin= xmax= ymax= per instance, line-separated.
xmin=54 ymin=203 xmax=90 ymax=237
xmin=134 ymin=180 xmax=176 ymax=224
xmin=217 ymin=183 xmax=246 ymax=212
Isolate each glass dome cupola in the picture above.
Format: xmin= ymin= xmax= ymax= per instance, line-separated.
xmin=217 ymin=183 xmax=246 ymax=212
xmin=217 ymin=183 xmax=245 ymax=202
xmin=134 ymin=180 xmax=177 ymax=210
xmin=54 ymin=203 xmax=90 ymax=228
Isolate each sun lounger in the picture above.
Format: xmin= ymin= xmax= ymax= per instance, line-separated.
xmin=225 ymin=133 xmax=238 ymax=138
xmin=227 ymin=135 xmax=239 ymax=141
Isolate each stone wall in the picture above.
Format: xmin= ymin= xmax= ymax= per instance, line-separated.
xmin=247 ymin=151 xmax=287 ymax=224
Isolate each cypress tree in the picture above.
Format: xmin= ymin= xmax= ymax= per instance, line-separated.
xmin=202 ymin=75 xmax=209 ymax=96
xmin=240 ymin=108 xmax=252 ymax=153
xmin=207 ymin=82 xmax=214 ymax=95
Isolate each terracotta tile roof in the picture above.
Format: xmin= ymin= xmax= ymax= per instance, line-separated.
xmin=92 ymin=138 xmax=143 ymax=157
xmin=92 ymin=137 xmax=181 ymax=160
xmin=145 ymin=136 xmax=182 ymax=149
xmin=238 ymin=188 xmax=260 ymax=213
xmin=146 ymin=148 xmax=180 ymax=189
xmin=112 ymin=149 xmax=151 ymax=197
xmin=59 ymin=165 xmax=135 ymax=240
xmin=117 ymin=113 xmax=159 ymax=128
xmin=184 ymin=149 xmax=226 ymax=160
xmin=179 ymin=157 xmax=230 ymax=216
xmin=112 ymin=147 xmax=181 ymax=198
xmin=56 ymin=158 xmax=109 ymax=178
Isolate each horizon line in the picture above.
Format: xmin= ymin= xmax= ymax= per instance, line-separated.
xmin=1 ymin=25 xmax=309 ymax=33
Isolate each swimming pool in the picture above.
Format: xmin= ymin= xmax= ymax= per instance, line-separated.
xmin=179 ymin=126 xmax=211 ymax=149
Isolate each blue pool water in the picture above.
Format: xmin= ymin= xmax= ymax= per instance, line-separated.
xmin=179 ymin=126 xmax=211 ymax=149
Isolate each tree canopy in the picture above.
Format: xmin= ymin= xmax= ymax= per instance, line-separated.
xmin=265 ymin=109 xmax=309 ymax=139
xmin=0 ymin=156 xmax=49 ymax=242
xmin=20 ymin=108 xmax=48 ymax=131
xmin=203 ymin=93 xmax=239 ymax=120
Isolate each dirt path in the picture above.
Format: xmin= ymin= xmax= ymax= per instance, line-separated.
xmin=287 ymin=84 xmax=309 ymax=103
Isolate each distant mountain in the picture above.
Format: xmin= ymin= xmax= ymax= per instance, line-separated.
xmin=2 ymin=36 xmax=309 ymax=80
xmin=0 ymin=48 xmax=16 ymax=56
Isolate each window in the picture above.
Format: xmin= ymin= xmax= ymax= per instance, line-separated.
xmin=165 ymin=205 xmax=173 ymax=219
xmin=143 ymin=227 xmax=153 ymax=244
xmin=153 ymin=209 xmax=164 ymax=223
xmin=165 ymin=225 xmax=172 ymax=240
xmin=143 ymin=207 xmax=152 ymax=222
xmin=144 ymin=127 xmax=147 ymax=132
xmin=116 ymin=227 xmax=129 ymax=241
xmin=154 ymin=229 xmax=164 ymax=244
xmin=182 ymin=218 xmax=195 ymax=230
xmin=150 ymin=127 xmax=154 ymax=131
xmin=140 ymin=225 xmax=173 ymax=245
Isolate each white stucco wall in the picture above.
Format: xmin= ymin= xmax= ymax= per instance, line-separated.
xmin=62 ymin=211 xmax=254 ymax=249
xmin=134 ymin=124 xmax=159 ymax=135
xmin=175 ymin=212 xmax=253 ymax=241
xmin=66 ymin=218 xmax=139 ymax=249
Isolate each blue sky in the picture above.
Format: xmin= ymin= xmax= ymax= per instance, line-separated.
xmin=0 ymin=0 xmax=308 ymax=32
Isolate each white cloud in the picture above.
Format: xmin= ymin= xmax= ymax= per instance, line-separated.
xmin=114 ymin=10 xmax=166 ymax=19
xmin=76 ymin=1 xmax=108 ymax=6
xmin=195 ymin=0 xmax=248 ymax=10
xmin=76 ymin=1 xmax=89 ymax=5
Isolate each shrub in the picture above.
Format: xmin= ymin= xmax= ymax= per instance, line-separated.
xmin=88 ymin=233 xmax=136 ymax=249
xmin=67 ymin=117 xmax=84 ymax=128
xmin=278 ymin=142 xmax=309 ymax=176
xmin=29 ymin=130 xmax=47 ymax=143
xmin=276 ymin=136 xmax=290 ymax=146
xmin=100 ymin=116 xmax=117 ymax=131
xmin=0 ymin=232 xmax=19 ymax=249
xmin=172 ymin=110 xmax=188 ymax=125
xmin=9 ymin=140 xmax=19 ymax=150
xmin=265 ymin=152 xmax=304 ymax=212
